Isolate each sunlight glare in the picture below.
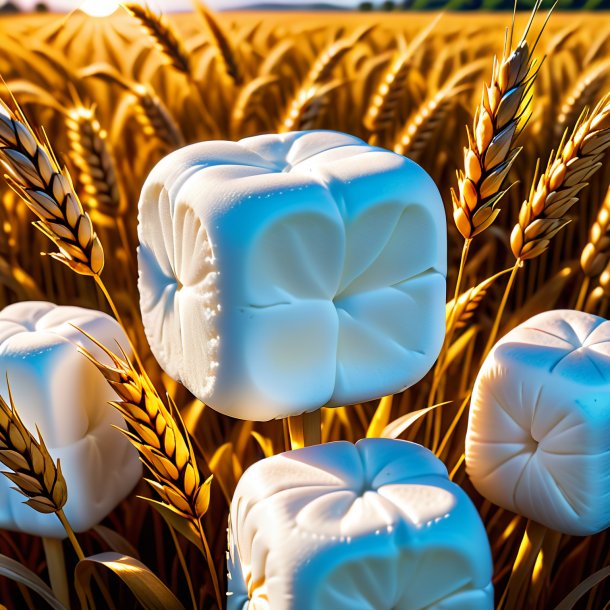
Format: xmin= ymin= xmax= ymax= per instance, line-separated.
xmin=80 ymin=0 xmax=120 ymax=17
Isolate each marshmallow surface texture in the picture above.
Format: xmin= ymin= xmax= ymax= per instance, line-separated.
xmin=228 ymin=438 xmax=493 ymax=609
xmin=138 ymin=131 xmax=446 ymax=420
xmin=467 ymin=309 xmax=610 ymax=535
xmin=0 ymin=301 xmax=142 ymax=538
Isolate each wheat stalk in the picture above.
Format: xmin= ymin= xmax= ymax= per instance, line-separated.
xmin=66 ymin=105 xmax=122 ymax=217
xmin=0 ymin=97 xmax=104 ymax=276
xmin=452 ymin=4 xmax=545 ymax=240
xmin=0 ymin=385 xmax=67 ymax=516
xmin=511 ymin=96 xmax=610 ymax=262
xmin=78 ymin=332 xmax=222 ymax=606
xmin=194 ymin=0 xmax=242 ymax=85
xmin=123 ymin=4 xmax=192 ymax=76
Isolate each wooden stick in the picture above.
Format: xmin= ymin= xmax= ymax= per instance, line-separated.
xmin=42 ymin=537 xmax=71 ymax=609
xmin=302 ymin=409 xmax=321 ymax=446
xmin=287 ymin=409 xmax=322 ymax=449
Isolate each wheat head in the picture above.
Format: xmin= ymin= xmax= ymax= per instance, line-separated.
xmin=78 ymin=335 xmax=209 ymax=522
xmin=452 ymin=22 xmax=540 ymax=239
xmin=581 ymin=186 xmax=610 ymax=277
xmin=0 ymin=385 xmax=67 ymax=515
xmin=512 ymin=97 xmax=610 ymax=262
xmin=124 ymin=4 xmax=192 ymax=77
xmin=66 ymin=105 xmax=122 ymax=217
xmin=0 ymin=98 xmax=104 ymax=276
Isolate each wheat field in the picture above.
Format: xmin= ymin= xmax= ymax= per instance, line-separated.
xmin=0 ymin=6 xmax=608 ymax=610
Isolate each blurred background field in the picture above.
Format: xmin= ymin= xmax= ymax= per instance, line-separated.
xmin=0 ymin=7 xmax=608 ymax=609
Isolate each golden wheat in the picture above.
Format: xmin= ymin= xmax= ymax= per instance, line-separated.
xmin=65 ymin=105 xmax=122 ymax=217
xmin=580 ymin=185 xmax=610 ymax=277
xmin=123 ymin=4 xmax=192 ymax=76
xmin=0 ymin=386 xmax=67 ymax=515
xmin=512 ymin=96 xmax=610 ymax=261
xmin=0 ymin=98 xmax=104 ymax=276
xmin=452 ymin=8 xmax=544 ymax=240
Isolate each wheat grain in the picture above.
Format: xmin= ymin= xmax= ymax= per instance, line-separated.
xmin=0 ymin=97 xmax=104 ymax=276
xmin=0 ymin=384 xmax=67 ymax=515
xmin=511 ymin=97 xmax=610 ymax=262
xmin=66 ymin=105 xmax=122 ymax=217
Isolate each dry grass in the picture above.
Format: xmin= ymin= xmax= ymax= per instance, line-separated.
xmin=0 ymin=8 xmax=608 ymax=610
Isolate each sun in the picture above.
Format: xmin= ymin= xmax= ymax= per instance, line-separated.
xmin=79 ymin=0 xmax=121 ymax=17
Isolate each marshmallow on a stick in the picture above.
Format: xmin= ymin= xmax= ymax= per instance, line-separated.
xmin=228 ymin=438 xmax=493 ymax=609
xmin=138 ymin=131 xmax=446 ymax=420
xmin=467 ymin=309 xmax=610 ymax=535
xmin=0 ymin=301 xmax=142 ymax=538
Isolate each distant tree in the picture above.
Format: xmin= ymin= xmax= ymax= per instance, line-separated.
xmin=34 ymin=2 xmax=49 ymax=11
xmin=382 ymin=0 xmax=396 ymax=8
xmin=0 ymin=1 xmax=19 ymax=13
xmin=358 ymin=1 xmax=374 ymax=8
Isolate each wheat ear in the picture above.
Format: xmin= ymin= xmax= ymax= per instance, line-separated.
xmin=78 ymin=336 xmax=208 ymax=522
xmin=66 ymin=105 xmax=122 ymax=217
xmin=511 ymin=96 xmax=610 ymax=262
xmin=194 ymin=0 xmax=242 ymax=85
xmin=0 ymin=97 xmax=104 ymax=276
xmin=452 ymin=3 xmax=546 ymax=239
xmin=78 ymin=332 xmax=222 ymax=607
xmin=124 ymin=4 xmax=192 ymax=76
xmin=0 ymin=384 xmax=67 ymax=516
xmin=580 ymin=186 xmax=610 ymax=277
xmin=556 ymin=59 xmax=610 ymax=141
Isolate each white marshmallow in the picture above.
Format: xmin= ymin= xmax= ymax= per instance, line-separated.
xmin=138 ymin=131 xmax=446 ymax=421
xmin=466 ymin=309 xmax=610 ymax=535
xmin=228 ymin=438 xmax=493 ymax=609
xmin=0 ymin=301 xmax=142 ymax=538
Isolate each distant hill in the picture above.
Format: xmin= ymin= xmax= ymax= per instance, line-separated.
xmin=238 ymin=2 xmax=349 ymax=8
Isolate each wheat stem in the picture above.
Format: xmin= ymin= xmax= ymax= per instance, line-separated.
xmin=481 ymin=260 xmax=521 ymax=362
xmin=429 ymin=238 xmax=472 ymax=404
xmin=56 ymin=509 xmax=85 ymax=562
xmin=167 ymin=524 xmax=198 ymax=610
xmin=93 ymin=274 xmax=146 ymax=373
xmin=42 ymin=537 xmax=70 ymax=609
xmin=575 ymin=275 xmax=591 ymax=311
xmin=196 ymin=518 xmax=222 ymax=610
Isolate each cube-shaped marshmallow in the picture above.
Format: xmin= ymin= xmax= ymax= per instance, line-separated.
xmin=138 ymin=131 xmax=446 ymax=421
xmin=466 ymin=309 xmax=610 ymax=535
xmin=228 ymin=438 xmax=493 ymax=609
xmin=0 ymin=301 xmax=142 ymax=538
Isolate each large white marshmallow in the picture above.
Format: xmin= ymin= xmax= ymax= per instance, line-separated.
xmin=0 ymin=301 xmax=142 ymax=538
xmin=138 ymin=131 xmax=446 ymax=421
xmin=227 ymin=438 xmax=493 ymax=609
xmin=466 ymin=309 xmax=610 ymax=535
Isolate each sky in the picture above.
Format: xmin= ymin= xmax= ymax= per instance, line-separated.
xmin=6 ymin=0 xmax=360 ymax=9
